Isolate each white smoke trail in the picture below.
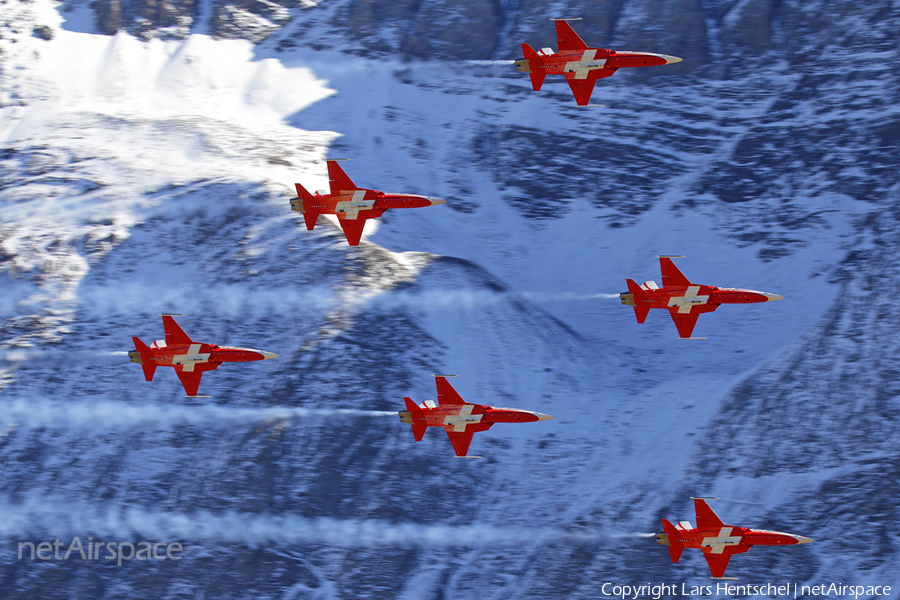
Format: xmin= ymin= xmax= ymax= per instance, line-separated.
xmin=0 ymin=398 xmax=396 ymax=430
xmin=69 ymin=285 xmax=620 ymax=320
xmin=0 ymin=349 xmax=128 ymax=369
xmin=362 ymin=290 xmax=622 ymax=312
xmin=463 ymin=60 xmax=517 ymax=66
xmin=0 ymin=496 xmax=608 ymax=548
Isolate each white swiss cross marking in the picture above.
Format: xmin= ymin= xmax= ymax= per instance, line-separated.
xmin=701 ymin=527 xmax=741 ymax=554
xmin=564 ymin=50 xmax=607 ymax=79
xmin=667 ymin=286 xmax=710 ymax=313
xmin=335 ymin=190 xmax=375 ymax=220
xmin=173 ymin=344 xmax=211 ymax=372
xmin=444 ymin=404 xmax=483 ymax=432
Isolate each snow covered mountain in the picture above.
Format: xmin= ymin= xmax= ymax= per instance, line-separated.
xmin=1 ymin=0 xmax=898 ymax=597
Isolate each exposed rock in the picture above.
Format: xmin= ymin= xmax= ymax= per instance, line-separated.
xmin=32 ymin=25 xmax=54 ymax=40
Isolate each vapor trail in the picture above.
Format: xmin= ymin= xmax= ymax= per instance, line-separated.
xmin=0 ymin=399 xmax=396 ymax=430
xmin=463 ymin=60 xmax=517 ymax=66
xmin=361 ymin=290 xmax=622 ymax=312
xmin=0 ymin=350 xmax=129 ymax=369
xmin=0 ymin=497 xmax=607 ymax=548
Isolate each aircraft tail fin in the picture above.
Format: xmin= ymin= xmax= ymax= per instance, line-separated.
xmin=519 ymin=44 xmax=546 ymax=90
xmin=661 ymin=519 xmax=685 ymax=563
xmin=403 ymin=397 xmax=427 ymax=441
xmin=292 ymin=183 xmax=319 ymax=230
xmin=132 ymin=336 xmax=156 ymax=381
xmin=626 ymin=279 xmax=650 ymax=323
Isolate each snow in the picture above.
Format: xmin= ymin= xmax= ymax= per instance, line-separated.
xmin=1 ymin=0 xmax=897 ymax=596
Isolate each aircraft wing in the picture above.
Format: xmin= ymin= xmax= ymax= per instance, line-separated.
xmin=336 ymin=215 xmax=367 ymax=246
xmin=694 ymin=499 xmax=726 ymax=529
xmin=445 ymin=430 xmax=474 ymax=457
xmin=327 ymin=160 xmax=358 ymax=194
xmin=703 ymin=553 xmax=731 ymax=579
xmin=175 ymin=367 xmax=203 ymax=397
xmin=162 ymin=315 xmax=193 ymax=346
xmin=435 ymin=376 xmax=466 ymax=406
xmin=660 ymin=257 xmax=692 ymax=288
xmin=669 ymin=304 xmax=718 ymax=338
xmin=565 ymin=76 xmax=597 ymax=106
xmin=175 ymin=363 xmax=218 ymax=397
xmin=555 ymin=19 xmax=588 ymax=52
xmin=668 ymin=308 xmax=701 ymax=339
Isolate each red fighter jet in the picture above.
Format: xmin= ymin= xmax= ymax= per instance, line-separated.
xmin=656 ymin=498 xmax=813 ymax=579
xmin=620 ymin=256 xmax=784 ymax=339
xmin=128 ymin=315 xmax=278 ymax=397
xmin=516 ymin=19 xmax=682 ymax=106
xmin=399 ymin=375 xmax=553 ymax=457
xmin=290 ymin=160 xmax=446 ymax=246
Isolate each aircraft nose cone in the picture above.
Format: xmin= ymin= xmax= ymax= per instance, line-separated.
xmin=536 ymin=412 xmax=553 ymax=421
xmin=765 ymin=293 xmax=785 ymax=302
xmin=261 ymin=352 xmax=279 ymax=360
xmin=429 ymin=197 xmax=446 ymax=206
xmin=795 ymin=535 xmax=813 ymax=544
xmin=665 ymin=55 xmax=683 ymax=64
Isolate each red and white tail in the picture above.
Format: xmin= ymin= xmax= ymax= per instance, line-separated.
xmin=403 ymin=397 xmax=427 ymax=441
xmin=520 ymin=44 xmax=546 ymax=90
xmin=294 ymin=183 xmax=319 ymax=230
xmin=626 ymin=279 xmax=650 ymax=323
xmin=661 ymin=519 xmax=685 ymax=563
xmin=131 ymin=336 xmax=157 ymax=382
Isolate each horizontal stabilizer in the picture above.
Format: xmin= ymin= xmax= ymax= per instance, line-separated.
xmin=530 ymin=71 xmax=547 ymax=91
xmin=521 ymin=43 xmax=539 ymax=59
xmin=661 ymin=519 xmax=685 ymax=563
xmin=303 ymin=211 xmax=318 ymax=231
xmin=132 ymin=336 xmax=150 ymax=353
xmin=294 ymin=182 xmax=315 ymax=202
xmin=141 ymin=362 xmax=157 ymax=382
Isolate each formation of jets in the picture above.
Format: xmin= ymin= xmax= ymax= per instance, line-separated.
xmin=657 ymin=498 xmax=813 ymax=579
xmin=123 ymin=18 xmax=811 ymax=581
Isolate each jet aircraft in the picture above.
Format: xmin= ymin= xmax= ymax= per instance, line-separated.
xmin=399 ymin=375 xmax=552 ymax=457
xmin=290 ymin=160 xmax=445 ymax=246
xmin=516 ymin=19 xmax=682 ymax=106
xmin=620 ymin=256 xmax=784 ymax=339
xmin=656 ymin=498 xmax=813 ymax=579
xmin=129 ymin=315 xmax=278 ymax=397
